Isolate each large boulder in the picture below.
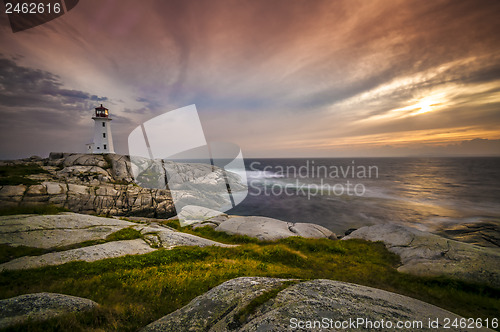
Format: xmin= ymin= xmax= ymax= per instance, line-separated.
xmin=0 ymin=292 xmax=98 ymax=329
xmin=0 ymin=239 xmax=155 ymax=271
xmin=141 ymin=277 xmax=490 ymax=332
xmin=0 ymin=213 xmax=137 ymax=248
xmin=214 ymin=216 xmax=336 ymax=241
xmin=343 ymin=224 xmax=500 ymax=287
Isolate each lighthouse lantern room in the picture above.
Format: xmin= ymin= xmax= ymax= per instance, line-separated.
xmin=86 ymin=104 xmax=115 ymax=154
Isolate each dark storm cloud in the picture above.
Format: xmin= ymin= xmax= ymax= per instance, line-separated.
xmin=136 ymin=97 xmax=162 ymax=111
xmin=0 ymin=56 xmax=107 ymax=114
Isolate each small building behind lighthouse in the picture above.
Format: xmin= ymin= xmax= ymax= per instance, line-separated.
xmin=86 ymin=104 xmax=115 ymax=154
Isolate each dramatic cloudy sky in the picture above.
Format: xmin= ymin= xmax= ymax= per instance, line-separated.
xmin=1 ymin=0 xmax=499 ymax=159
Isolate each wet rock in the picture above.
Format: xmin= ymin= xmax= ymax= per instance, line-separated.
xmin=436 ymin=221 xmax=500 ymax=248
xmin=344 ymin=228 xmax=357 ymax=236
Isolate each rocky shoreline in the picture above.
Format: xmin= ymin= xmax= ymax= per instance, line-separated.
xmin=0 ymin=154 xmax=499 ymax=330
xmin=0 ymin=152 xmax=247 ymax=219
xmin=0 ymin=211 xmax=498 ymax=330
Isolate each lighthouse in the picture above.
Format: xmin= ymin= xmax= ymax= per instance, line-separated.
xmin=86 ymin=104 xmax=115 ymax=154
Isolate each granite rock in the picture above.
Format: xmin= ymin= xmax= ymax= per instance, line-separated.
xmin=214 ymin=216 xmax=335 ymax=241
xmin=0 ymin=292 xmax=98 ymax=329
xmin=343 ymin=223 xmax=500 ymax=287
xmin=141 ymin=277 xmax=491 ymax=332
xmin=0 ymin=153 xmax=245 ymax=218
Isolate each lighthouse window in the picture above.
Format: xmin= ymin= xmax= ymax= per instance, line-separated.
xmin=103 ymin=133 xmax=106 ymax=138
xmin=104 ymin=144 xmax=107 ymax=150
xmin=102 ymin=122 xmax=105 ymax=127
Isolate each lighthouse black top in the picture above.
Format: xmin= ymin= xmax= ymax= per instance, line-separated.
xmin=94 ymin=104 xmax=109 ymax=118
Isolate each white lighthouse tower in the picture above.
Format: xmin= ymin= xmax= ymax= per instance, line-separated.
xmin=86 ymin=104 xmax=115 ymax=154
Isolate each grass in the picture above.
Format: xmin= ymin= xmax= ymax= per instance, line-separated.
xmin=0 ymin=234 xmax=498 ymax=331
xmin=0 ymin=164 xmax=48 ymax=185
xmin=161 ymin=219 xmax=260 ymax=244
xmin=0 ymin=176 xmax=40 ymax=185
xmin=0 ymin=204 xmax=70 ymax=216
xmin=105 ymin=227 xmax=143 ymax=242
xmin=232 ymin=279 xmax=299 ymax=327
xmin=0 ymin=244 xmax=48 ymax=264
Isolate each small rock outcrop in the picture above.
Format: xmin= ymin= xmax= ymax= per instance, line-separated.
xmin=0 ymin=292 xmax=98 ymax=329
xmin=343 ymin=224 xmax=500 ymax=287
xmin=142 ymin=277 xmax=489 ymax=332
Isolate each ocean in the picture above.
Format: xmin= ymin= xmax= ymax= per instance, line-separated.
xmin=225 ymin=157 xmax=500 ymax=246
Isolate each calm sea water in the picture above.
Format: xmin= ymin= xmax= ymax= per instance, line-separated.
xmin=225 ymin=157 xmax=500 ymax=238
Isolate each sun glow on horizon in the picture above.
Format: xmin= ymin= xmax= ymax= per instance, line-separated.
xmin=274 ymin=126 xmax=500 ymax=152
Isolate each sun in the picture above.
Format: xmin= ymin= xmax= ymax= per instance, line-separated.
xmin=414 ymin=99 xmax=434 ymax=114
xmin=411 ymin=93 xmax=448 ymax=116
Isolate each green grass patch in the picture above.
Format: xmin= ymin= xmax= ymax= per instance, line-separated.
xmin=159 ymin=219 xmax=182 ymax=230
xmin=105 ymin=227 xmax=143 ymax=241
xmin=0 ymin=236 xmax=498 ymax=331
xmin=0 ymin=204 xmax=70 ymax=216
xmin=0 ymin=164 xmax=48 ymax=185
xmin=233 ymin=280 xmax=299 ymax=327
xmin=0 ymin=176 xmax=40 ymax=185
xmin=160 ymin=219 xmax=260 ymax=244
xmin=0 ymin=164 xmax=48 ymax=177
xmin=0 ymin=244 xmax=48 ymax=264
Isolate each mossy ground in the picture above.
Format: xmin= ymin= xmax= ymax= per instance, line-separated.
xmin=0 ymin=204 xmax=70 ymax=216
xmin=0 ymin=164 xmax=48 ymax=186
xmin=0 ymin=221 xmax=499 ymax=331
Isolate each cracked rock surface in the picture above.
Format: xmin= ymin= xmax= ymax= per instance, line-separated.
xmin=141 ymin=277 xmax=492 ymax=332
xmin=343 ymin=224 xmax=500 ymax=287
